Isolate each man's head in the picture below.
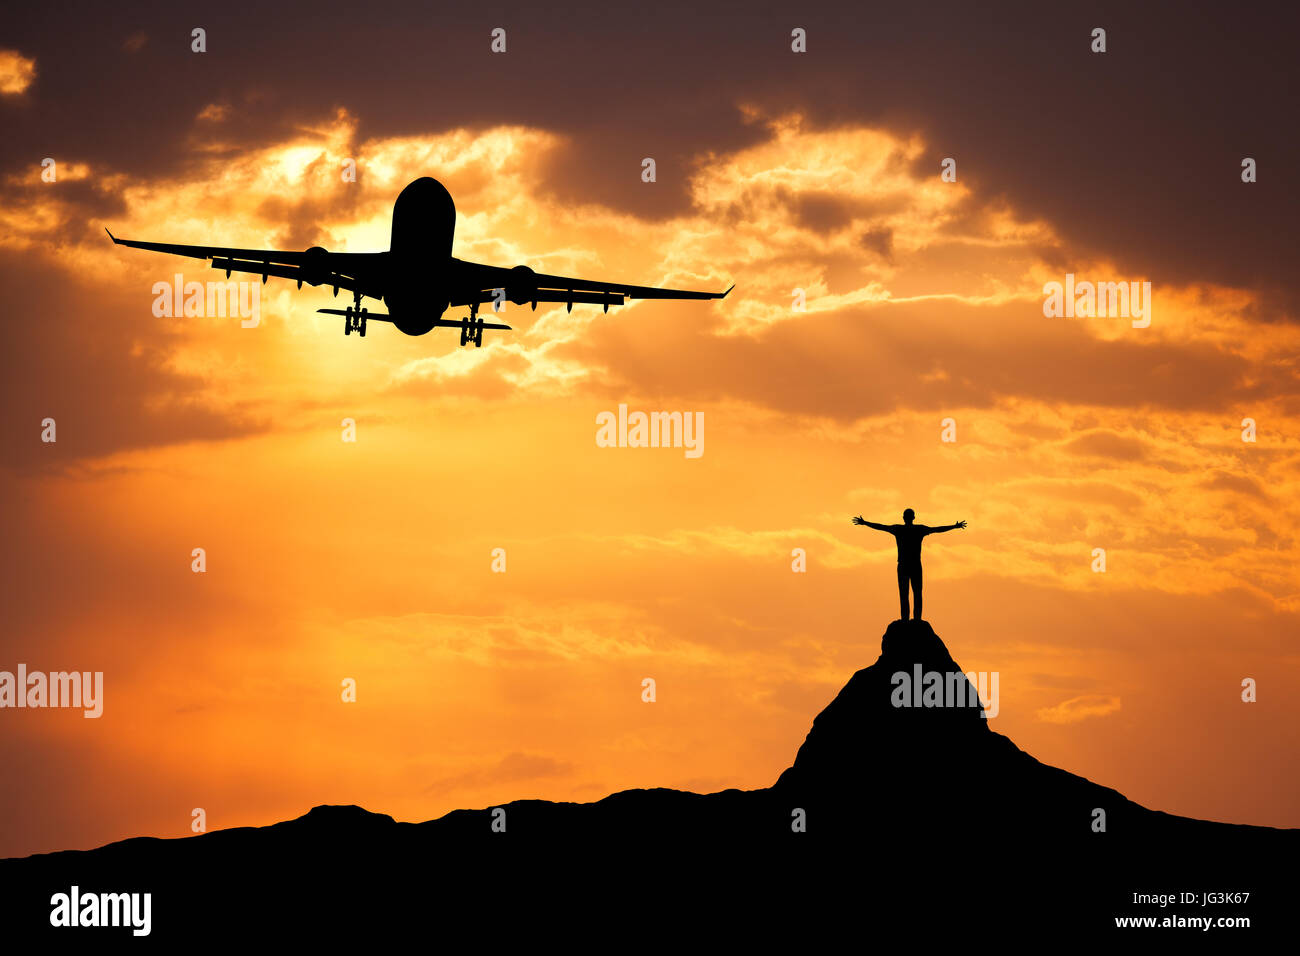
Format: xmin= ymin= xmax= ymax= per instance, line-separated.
xmin=903 ymin=508 xmax=915 ymax=524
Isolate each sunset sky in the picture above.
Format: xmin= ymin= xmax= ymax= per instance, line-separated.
xmin=1 ymin=2 xmax=1297 ymax=859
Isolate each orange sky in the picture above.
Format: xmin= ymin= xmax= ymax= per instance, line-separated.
xmin=2 ymin=96 xmax=1298 ymax=859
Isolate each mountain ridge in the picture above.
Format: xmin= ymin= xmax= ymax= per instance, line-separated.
xmin=3 ymin=619 xmax=1291 ymax=939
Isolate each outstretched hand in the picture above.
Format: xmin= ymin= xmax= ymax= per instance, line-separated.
xmin=955 ymin=520 xmax=967 ymax=529
xmin=852 ymin=515 xmax=867 ymax=525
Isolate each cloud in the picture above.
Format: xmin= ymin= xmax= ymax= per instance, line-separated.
xmin=1200 ymin=470 xmax=1270 ymax=500
xmin=426 ymin=752 xmax=574 ymax=795
xmin=0 ymin=253 xmax=271 ymax=472
xmin=1063 ymin=431 xmax=1150 ymax=462
xmin=1036 ymin=695 xmax=1122 ymax=724
xmin=4 ymin=3 xmax=1296 ymax=311
xmin=1 ymin=96 xmax=1295 ymax=601
xmin=0 ymin=50 xmax=35 ymax=95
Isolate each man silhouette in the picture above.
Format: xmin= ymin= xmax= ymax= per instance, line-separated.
xmin=852 ymin=510 xmax=966 ymax=621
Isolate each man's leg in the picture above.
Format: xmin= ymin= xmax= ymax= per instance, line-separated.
xmin=896 ymin=566 xmax=909 ymax=621
xmin=911 ymin=564 xmax=923 ymax=620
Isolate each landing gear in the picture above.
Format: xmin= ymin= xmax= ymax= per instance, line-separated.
xmin=343 ymin=307 xmax=367 ymax=336
xmin=343 ymin=292 xmax=367 ymax=337
xmin=459 ymin=315 xmax=485 ymax=347
xmin=459 ymin=303 xmax=485 ymax=347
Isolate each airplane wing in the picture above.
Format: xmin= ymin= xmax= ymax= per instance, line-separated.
xmin=452 ymin=260 xmax=733 ymax=312
xmin=105 ymin=230 xmax=387 ymax=300
xmin=524 ymin=270 xmax=733 ymax=301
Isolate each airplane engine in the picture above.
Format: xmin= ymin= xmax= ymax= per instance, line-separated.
xmin=506 ymin=264 xmax=537 ymax=305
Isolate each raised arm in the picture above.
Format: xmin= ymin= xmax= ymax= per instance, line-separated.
xmin=927 ymin=520 xmax=968 ymax=534
xmin=852 ymin=516 xmax=892 ymax=531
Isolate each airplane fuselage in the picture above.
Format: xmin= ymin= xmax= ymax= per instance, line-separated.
xmin=384 ymin=177 xmax=457 ymax=335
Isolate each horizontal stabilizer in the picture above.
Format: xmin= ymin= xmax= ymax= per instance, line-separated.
xmin=428 ymin=317 xmax=512 ymax=330
xmin=316 ymin=310 xmax=511 ymax=331
xmin=316 ymin=309 xmax=395 ymax=322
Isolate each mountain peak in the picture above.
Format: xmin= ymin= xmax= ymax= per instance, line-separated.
xmin=775 ymin=618 xmax=990 ymax=797
xmin=292 ymin=805 xmax=396 ymax=828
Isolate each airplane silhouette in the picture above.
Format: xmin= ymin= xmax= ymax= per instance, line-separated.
xmin=107 ymin=176 xmax=733 ymax=346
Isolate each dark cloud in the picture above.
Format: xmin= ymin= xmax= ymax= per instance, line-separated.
xmin=1063 ymin=431 xmax=1150 ymax=461
xmin=859 ymin=226 xmax=893 ymax=260
xmin=1 ymin=1 xmax=1294 ymax=312
xmin=552 ymin=296 xmax=1297 ymax=420
xmin=792 ymin=192 xmax=856 ymax=234
xmin=0 ymin=252 xmax=269 ymax=472
xmin=4 ymin=0 xmax=1296 ymax=465
xmin=1200 ymin=469 xmax=1271 ymax=499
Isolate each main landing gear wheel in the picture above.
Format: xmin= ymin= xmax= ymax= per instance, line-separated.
xmin=459 ymin=315 xmax=485 ymax=347
xmin=343 ymin=305 xmax=367 ymax=337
